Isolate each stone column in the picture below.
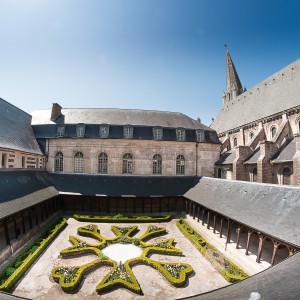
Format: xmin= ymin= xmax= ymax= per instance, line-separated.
xmin=236 ymin=226 xmax=241 ymax=249
xmin=207 ymin=211 xmax=210 ymax=229
xmin=245 ymin=230 xmax=253 ymax=255
xmin=220 ymin=218 xmax=224 ymax=238
xmin=271 ymin=241 xmax=280 ymax=266
xmin=213 ymin=215 xmax=217 ymax=233
xmin=256 ymin=233 xmax=266 ymax=263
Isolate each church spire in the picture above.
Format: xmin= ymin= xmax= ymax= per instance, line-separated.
xmin=223 ymin=45 xmax=243 ymax=105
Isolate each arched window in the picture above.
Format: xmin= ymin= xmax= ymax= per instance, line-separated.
xmin=249 ymin=132 xmax=254 ymax=140
xmin=74 ymin=152 xmax=84 ymax=173
xmin=98 ymin=152 xmax=108 ymax=174
xmin=282 ymin=167 xmax=291 ymax=185
xmin=123 ymin=153 xmax=133 ymax=174
xmin=271 ymin=126 xmax=277 ymax=138
xmin=233 ymin=137 xmax=237 ymax=147
xmin=217 ymin=168 xmax=222 ymax=178
xmin=176 ymin=155 xmax=185 ymax=175
xmin=153 ymin=154 xmax=162 ymax=175
xmin=252 ymin=167 xmax=257 ymax=182
xmin=54 ymin=152 xmax=63 ymax=172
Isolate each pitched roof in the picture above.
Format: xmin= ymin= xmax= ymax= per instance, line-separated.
xmin=184 ymin=177 xmax=300 ymax=247
xmin=30 ymin=108 xmax=212 ymax=130
xmin=211 ymin=58 xmax=300 ymax=133
xmin=215 ymin=149 xmax=236 ymax=165
xmin=243 ymin=147 xmax=260 ymax=164
xmin=0 ymin=98 xmax=42 ymax=155
xmin=272 ymin=138 xmax=296 ymax=163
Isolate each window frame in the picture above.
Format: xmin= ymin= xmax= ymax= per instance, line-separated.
xmin=76 ymin=124 xmax=85 ymax=137
xmin=57 ymin=125 xmax=65 ymax=137
xmin=54 ymin=152 xmax=63 ymax=172
xmin=122 ymin=153 xmax=133 ymax=174
xmin=196 ymin=130 xmax=205 ymax=142
xmin=153 ymin=154 xmax=162 ymax=175
xmin=98 ymin=152 xmax=108 ymax=174
xmin=176 ymin=155 xmax=185 ymax=175
xmin=176 ymin=128 xmax=185 ymax=141
xmin=123 ymin=125 xmax=133 ymax=139
xmin=74 ymin=152 xmax=84 ymax=173
xmin=153 ymin=127 xmax=163 ymax=140
xmin=99 ymin=124 xmax=109 ymax=138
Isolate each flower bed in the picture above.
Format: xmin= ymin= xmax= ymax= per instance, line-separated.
xmin=176 ymin=218 xmax=248 ymax=283
xmin=0 ymin=218 xmax=67 ymax=292
xmin=73 ymin=214 xmax=172 ymax=223
xmin=53 ymin=223 xmax=192 ymax=294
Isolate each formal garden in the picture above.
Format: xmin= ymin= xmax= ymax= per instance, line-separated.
xmin=0 ymin=214 xmax=250 ymax=299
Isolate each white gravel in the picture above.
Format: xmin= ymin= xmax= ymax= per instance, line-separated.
xmin=102 ymin=244 xmax=143 ymax=263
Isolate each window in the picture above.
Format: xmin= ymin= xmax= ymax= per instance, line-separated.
xmin=282 ymin=167 xmax=291 ymax=185
xmin=249 ymin=132 xmax=254 ymax=140
xmin=176 ymin=129 xmax=185 ymax=141
xmin=271 ymin=126 xmax=277 ymax=138
xmin=153 ymin=154 xmax=162 ymax=175
xmin=74 ymin=152 xmax=84 ymax=173
xmin=98 ymin=152 xmax=108 ymax=174
xmin=57 ymin=125 xmax=65 ymax=137
xmin=76 ymin=124 xmax=85 ymax=137
xmin=153 ymin=127 xmax=163 ymax=140
xmin=22 ymin=156 xmax=25 ymax=168
xmin=99 ymin=124 xmax=109 ymax=138
xmin=176 ymin=155 xmax=185 ymax=175
xmin=54 ymin=152 xmax=63 ymax=172
xmin=122 ymin=153 xmax=133 ymax=174
xmin=298 ymin=121 xmax=300 ymax=132
xmin=233 ymin=137 xmax=237 ymax=147
xmin=196 ymin=130 xmax=205 ymax=142
xmin=124 ymin=125 xmax=133 ymax=138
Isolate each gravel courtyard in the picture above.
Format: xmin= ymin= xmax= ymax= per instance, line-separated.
xmin=12 ymin=217 xmax=229 ymax=300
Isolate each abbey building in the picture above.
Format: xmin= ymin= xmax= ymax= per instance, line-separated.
xmin=212 ymin=48 xmax=300 ymax=186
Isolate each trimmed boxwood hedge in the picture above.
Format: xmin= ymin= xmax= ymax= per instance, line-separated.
xmin=0 ymin=218 xmax=67 ymax=292
xmin=53 ymin=223 xmax=193 ymax=294
xmin=176 ymin=218 xmax=248 ymax=283
xmin=73 ymin=214 xmax=172 ymax=223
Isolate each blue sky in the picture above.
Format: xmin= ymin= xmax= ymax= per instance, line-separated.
xmin=0 ymin=0 xmax=299 ymax=126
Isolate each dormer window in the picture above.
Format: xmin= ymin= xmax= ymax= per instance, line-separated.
xmin=124 ymin=125 xmax=133 ymax=138
xmin=76 ymin=124 xmax=85 ymax=137
xmin=196 ymin=130 xmax=204 ymax=142
xmin=99 ymin=124 xmax=109 ymax=138
xmin=153 ymin=127 xmax=163 ymax=140
xmin=57 ymin=125 xmax=65 ymax=137
xmin=176 ymin=128 xmax=185 ymax=141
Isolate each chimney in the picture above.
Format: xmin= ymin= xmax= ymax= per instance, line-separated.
xmin=51 ymin=103 xmax=62 ymax=121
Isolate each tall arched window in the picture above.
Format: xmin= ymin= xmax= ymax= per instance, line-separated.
xmin=176 ymin=155 xmax=185 ymax=175
xmin=233 ymin=137 xmax=237 ymax=147
xmin=153 ymin=154 xmax=162 ymax=175
xmin=123 ymin=153 xmax=133 ymax=174
xmin=74 ymin=152 xmax=84 ymax=173
xmin=271 ymin=126 xmax=277 ymax=138
xmin=98 ymin=152 xmax=108 ymax=174
xmin=54 ymin=152 xmax=63 ymax=172
xmin=249 ymin=132 xmax=254 ymax=140
xmin=282 ymin=167 xmax=291 ymax=185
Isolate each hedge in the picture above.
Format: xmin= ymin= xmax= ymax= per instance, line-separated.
xmin=73 ymin=214 xmax=172 ymax=223
xmin=53 ymin=223 xmax=193 ymax=294
xmin=176 ymin=218 xmax=248 ymax=283
xmin=0 ymin=218 xmax=67 ymax=292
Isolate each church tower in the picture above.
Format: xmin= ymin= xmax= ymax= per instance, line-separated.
xmin=223 ymin=46 xmax=244 ymax=105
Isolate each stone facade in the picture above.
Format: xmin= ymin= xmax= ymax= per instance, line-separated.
xmin=46 ymin=138 xmax=219 ymax=176
xmin=213 ymin=50 xmax=300 ymax=185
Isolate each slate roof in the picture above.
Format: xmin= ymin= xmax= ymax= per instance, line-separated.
xmin=211 ymin=58 xmax=300 ymax=133
xmin=0 ymin=170 xmax=58 ymax=220
xmin=272 ymin=138 xmax=296 ymax=163
xmin=51 ymin=174 xmax=200 ymax=197
xmin=0 ymin=98 xmax=42 ymax=155
xmin=243 ymin=147 xmax=260 ymax=164
xmin=215 ymin=149 xmax=236 ymax=165
xmin=184 ymin=177 xmax=300 ymax=247
xmin=184 ymin=251 xmax=300 ymax=300
xmin=31 ymin=107 xmax=212 ymax=130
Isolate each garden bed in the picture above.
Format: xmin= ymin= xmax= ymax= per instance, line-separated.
xmin=176 ymin=218 xmax=248 ymax=283
xmin=0 ymin=218 xmax=67 ymax=292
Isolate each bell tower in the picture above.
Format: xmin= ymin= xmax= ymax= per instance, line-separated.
xmin=223 ymin=46 xmax=244 ymax=105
